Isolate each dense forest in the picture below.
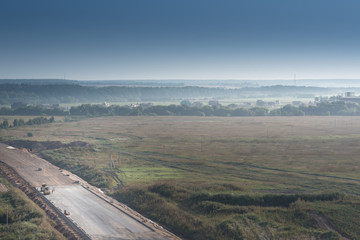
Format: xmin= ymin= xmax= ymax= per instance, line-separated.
xmin=0 ymin=84 xmax=334 ymax=105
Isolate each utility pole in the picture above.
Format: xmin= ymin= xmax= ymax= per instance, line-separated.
xmin=6 ymin=204 xmax=8 ymax=228
xmin=19 ymin=214 xmax=22 ymax=240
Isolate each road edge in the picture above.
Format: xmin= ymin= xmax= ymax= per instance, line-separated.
xmin=0 ymin=160 xmax=91 ymax=240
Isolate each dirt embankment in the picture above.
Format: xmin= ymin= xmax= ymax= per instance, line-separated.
xmin=0 ymin=161 xmax=90 ymax=240
xmin=4 ymin=140 xmax=92 ymax=153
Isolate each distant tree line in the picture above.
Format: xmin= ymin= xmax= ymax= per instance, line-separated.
xmin=0 ymin=116 xmax=54 ymax=129
xmin=0 ymin=84 xmax=329 ymax=105
xmin=0 ymin=106 xmax=68 ymax=116
xmin=1 ymin=101 xmax=360 ymax=118
xmin=67 ymin=101 xmax=360 ymax=117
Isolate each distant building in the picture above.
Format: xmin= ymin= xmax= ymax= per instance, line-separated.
xmin=338 ymin=92 xmax=360 ymax=103
xmin=345 ymin=92 xmax=355 ymax=97
xmin=315 ymin=92 xmax=360 ymax=104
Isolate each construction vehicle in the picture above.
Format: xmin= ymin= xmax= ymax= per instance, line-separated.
xmin=43 ymin=187 xmax=51 ymax=195
xmin=40 ymin=184 xmax=51 ymax=195
xmin=64 ymin=210 xmax=70 ymax=215
xmin=40 ymin=184 xmax=47 ymax=192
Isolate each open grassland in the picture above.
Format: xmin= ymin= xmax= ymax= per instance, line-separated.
xmin=1 ymin=116 xmax=360 ymax=239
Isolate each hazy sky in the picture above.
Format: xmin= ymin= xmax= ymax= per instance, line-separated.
xmin=1 ymin=0 xmax=360 ymax=80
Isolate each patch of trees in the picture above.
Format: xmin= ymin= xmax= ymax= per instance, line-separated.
xmin=0 ymin=120 xmax=9 ymax=129
xmin=0 ymin=116 xmax=54 ymax=129
xmin=68 ymin=101 xmax=360 ymax=117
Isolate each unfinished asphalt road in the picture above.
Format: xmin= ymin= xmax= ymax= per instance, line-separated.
xmin=0 ymin=143 xmax=179 ymax=240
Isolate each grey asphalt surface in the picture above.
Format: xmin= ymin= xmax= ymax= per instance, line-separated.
xmin=0 ymin=143 xmax=174 ymax=240
xmin=46 ymin=185 xmax=159 ymax=240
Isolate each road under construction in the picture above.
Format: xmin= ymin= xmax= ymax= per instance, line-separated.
xmin=0 ymin=143 xmax=179 ymax=240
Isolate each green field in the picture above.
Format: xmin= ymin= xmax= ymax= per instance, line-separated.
xmin=1 ymin=116 xmax=360 ymax=239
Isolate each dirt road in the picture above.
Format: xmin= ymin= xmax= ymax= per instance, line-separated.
xmin=0 ymin=143 xmax=179 ymax=240
xmin=310 ymin=211 xmax=352 ymax=240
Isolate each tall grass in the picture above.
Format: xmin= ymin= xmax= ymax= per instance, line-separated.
xmin=0 ymin=178 xmax=65 ymax=240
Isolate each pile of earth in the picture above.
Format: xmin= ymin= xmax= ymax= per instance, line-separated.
xmin=3 ymin=140 xmax=92 ymax=153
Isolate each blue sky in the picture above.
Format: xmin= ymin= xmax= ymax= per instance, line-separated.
xmin=1 ymin=0 xmax=360 ymax=80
